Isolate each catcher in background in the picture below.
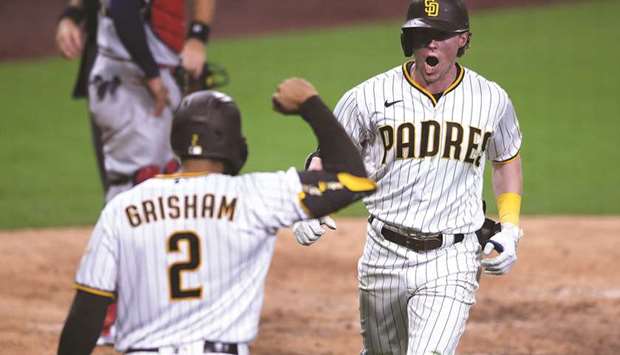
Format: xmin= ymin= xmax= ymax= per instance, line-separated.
xmin=56 ymin=0 xmax=217 ymax=203
xmin=56 ymin=0 xmax=218 ymax=346
xmin=57 ymin=80 xmax=376 ymax=355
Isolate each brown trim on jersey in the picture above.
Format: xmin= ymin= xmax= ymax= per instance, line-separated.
xmin=155 ymin=172 xmax=211 ymax=179
xmin=401 ymin=61 xmax=465 ymax=107
xmin=74 ymin=283 xmax=115 ymax=299
xmin=493 ymin=151 xmax=521 ymax=165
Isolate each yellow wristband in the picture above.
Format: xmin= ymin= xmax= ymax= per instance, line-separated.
xmin=497 ymin=192 xmax=521 ymax=225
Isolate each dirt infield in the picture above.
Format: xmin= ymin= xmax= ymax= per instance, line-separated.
xmin=1 ymin=216 xmax=619 ymax=355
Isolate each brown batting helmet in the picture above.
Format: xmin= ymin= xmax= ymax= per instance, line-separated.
xmin=171 ymin=91 xmax=248 ymax=175
xmin=400 ymin=0 xmax=470 ymax=56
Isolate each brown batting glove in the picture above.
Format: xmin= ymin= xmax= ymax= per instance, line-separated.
xmin=272 ymin=78 xmax=319 ymax=115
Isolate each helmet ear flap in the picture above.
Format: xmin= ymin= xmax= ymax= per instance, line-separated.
xmin=235 ymin=138 xmax=249 ymax=176
xmin=401 ymin=30 xmax=413 ymax=57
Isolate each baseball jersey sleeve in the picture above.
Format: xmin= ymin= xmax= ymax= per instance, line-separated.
xmin=74 ymin=205 xmax=119 ymax=298
xmin=487 ymin=97 xmax=522 ymax=162
xmin=240 ymin=167 xmax=308 ymax=232
xmin=333 ymin=87 xmax=367 ymax=152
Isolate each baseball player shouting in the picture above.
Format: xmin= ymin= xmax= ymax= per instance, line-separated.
xmin=57 ymin=80 xmax=376 ymax=355
xmin=292 ymin=0 xmax=524 ymax=354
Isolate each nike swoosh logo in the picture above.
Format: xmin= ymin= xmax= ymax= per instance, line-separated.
xmin=384 ymin=99 xmax=403 ymax=108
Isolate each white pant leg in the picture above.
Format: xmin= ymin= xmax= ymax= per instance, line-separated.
xmin=406 ymin=233 xmax=481 ymax=355
xmin=359 ymin=220 xmax=410 ymax=355
xmin=88 ymin=55 xmax=181 ymax=200
xmin=406 ymin=292 xmax=472 ymax=355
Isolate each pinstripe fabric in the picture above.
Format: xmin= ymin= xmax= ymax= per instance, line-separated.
xmin=75 ymin=168 xmax=307 ymax=353
xmin=359 ymin=218 xmax=480 ymax=355
xmin=335 ymin=62 xmax=522 ymax=234
xmin=339 ymin=62 xmax=521 ymax=355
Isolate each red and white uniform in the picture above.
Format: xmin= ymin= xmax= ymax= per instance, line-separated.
xmin=90 ymin=0 xmax=188 ymax=202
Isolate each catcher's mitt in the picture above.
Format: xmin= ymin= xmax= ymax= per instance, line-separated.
xmin=174 ymin=62 xmax=230 ymax=95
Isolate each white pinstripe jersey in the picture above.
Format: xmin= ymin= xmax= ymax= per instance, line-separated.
xmin=334 ymin=61 xmax=521 ymax=234
xmin=75 ymin=168 xmax=307 ymax=352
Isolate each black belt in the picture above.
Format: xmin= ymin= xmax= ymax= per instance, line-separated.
xmin=126 ymin=341 xmax=239 ymax=354
xmin=369 ymin=215 xmax=479 ymax=253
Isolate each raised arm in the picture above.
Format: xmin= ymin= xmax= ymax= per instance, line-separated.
xmin=273 ymin=78 xmax=367 ymax=177
xmin=273 ymin=78 xmax=375 ymax=219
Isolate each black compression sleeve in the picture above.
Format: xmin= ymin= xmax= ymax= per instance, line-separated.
xmin=110 ymin=0 xmax=160 ymax=78
xmin=57 ymin=290 xmax=112 ymax=355
xmin=298 ymin=96 xmax=367 ymax=177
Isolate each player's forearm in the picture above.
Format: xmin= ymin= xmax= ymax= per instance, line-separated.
xmin=299 ymin=96 xmax=367 ymax=178
xmin=110 ymin=0 xmax=160 ymax=78
xmin=57 ymin=291 xmax=112 ymax=355
xmin=492 ymin=155 xmax=523 ymax=225
xmin=58 ymin=0 xmax=84 ymax=24
xmin=192 ymin=0 xmax=216 ymax=24
xmin=492 ymin=155 xmax=522 ymax=195
xmin=185 ymin=0 xmax=215 ymax=46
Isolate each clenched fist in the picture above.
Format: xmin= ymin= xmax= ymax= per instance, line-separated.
xmin=272 ymin=77 xmax=318 ymax=115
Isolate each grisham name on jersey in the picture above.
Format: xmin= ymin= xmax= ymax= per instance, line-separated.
xmin=125 ymin=193 xmax=238 ymax=227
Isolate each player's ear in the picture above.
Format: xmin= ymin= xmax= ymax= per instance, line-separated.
xmin=456 ymin=32 xmax=471 ymax=57
xmin=457 ymin=32 xmax=469 ymax=47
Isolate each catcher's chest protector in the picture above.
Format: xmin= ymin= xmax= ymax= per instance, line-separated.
xmin=146 ymin=0 xmax=186 ymax=53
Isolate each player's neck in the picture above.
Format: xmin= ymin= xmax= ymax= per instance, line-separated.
xmin=181 ymin=159 xmax=226 ymax=174
xmin=412 ymin=61 xmax=458 ymax=95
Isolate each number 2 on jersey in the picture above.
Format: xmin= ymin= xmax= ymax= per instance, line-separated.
xmin=167 ymin=231 xmax=202 ymax=300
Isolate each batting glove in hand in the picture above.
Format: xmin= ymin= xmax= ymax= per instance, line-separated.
xmin=292 ymin=216 xmax=336 ymax=246
xmin=481 ymin=223 xmax=523 ymax=275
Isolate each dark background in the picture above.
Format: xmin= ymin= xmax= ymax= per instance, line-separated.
xmin=0 ymin=0 xmax=571 ymax=60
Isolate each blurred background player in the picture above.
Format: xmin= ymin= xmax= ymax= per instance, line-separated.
xmin=291 ymin=0 xmax=524 ymax=354
xmin=56 ymin=0 xmax=216 ymax=203
xmin=57 ymin=79 xmax=376 ymax=355
xmin=56 ymin=0 xmax=103 ymax=188
xmin=56 ymin=0 xmax=216 ymax=346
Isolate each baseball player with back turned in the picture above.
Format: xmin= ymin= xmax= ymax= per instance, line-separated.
xmin=293 ymin=0 xmax=524 ymax=354
xmin=58 ymin=0 xmax=216 ymax=345
xmin=56 ymin=80 xmax=376 ymax=355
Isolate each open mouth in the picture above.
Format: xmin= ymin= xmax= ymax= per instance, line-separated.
xmin=425 ymin=55 xmax=439 ymax=67
xmin=422 ymin=55 xmax=440 ymax=76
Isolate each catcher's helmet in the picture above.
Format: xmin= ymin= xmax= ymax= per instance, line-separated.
xmin=171 ymin=91 xmax=248 ymax=175
xmin=401 ymin=0 xmax=470 ymax=56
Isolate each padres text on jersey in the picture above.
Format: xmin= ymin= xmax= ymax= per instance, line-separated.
xmin=333 ymin=61 xmax=521 ymax=234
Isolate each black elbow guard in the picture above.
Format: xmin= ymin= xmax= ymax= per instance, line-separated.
xmin=297 ymin=170 xmax=376 ymax=218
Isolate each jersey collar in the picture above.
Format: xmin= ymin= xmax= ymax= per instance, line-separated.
xmin=402 ymin=60 xmax=465 ymax=106
xmin=155 ymin=172 xmax=212 ymax=179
